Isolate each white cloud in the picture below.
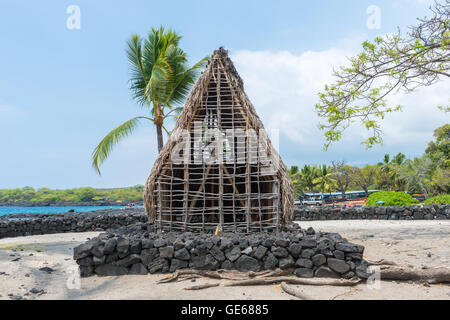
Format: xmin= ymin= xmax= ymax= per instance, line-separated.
xmin=230 ymin=47 xmax=450 ymax=165
xmin=231 ymin=48 xmax=351 ymax=145
xmin=0 ymin=104 xmax=29 ymax=118
xmin=0 ymin=104 xmax=20 ymax=115
xmin=390 ymin=0 xmax=435 ymax=9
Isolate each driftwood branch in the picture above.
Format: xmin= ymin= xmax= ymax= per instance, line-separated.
xmin=184 ymin=283 xmax=220 ymax=290
xmin=281 ymin=282 xmax=314 ymax=300
xmin=379 ymin=266 xmax=450 ymax=284
xmin=158 ymin=264 xmax=450 ymax=292
xmin=367 ymin=259 xmax=397 ymax=266
xmin=225 ymin=277 xmax=362 ymax=287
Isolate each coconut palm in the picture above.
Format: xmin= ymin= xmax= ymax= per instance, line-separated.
xmin=92 ymin=27 xmax=208 ymax=174
xmin=313 ymin=164 xmax=336 ymax=196
xmin=378 ymin=154 xmax=394 ymax=190
xmin=300 ymin=165 xmax=320 ymax=193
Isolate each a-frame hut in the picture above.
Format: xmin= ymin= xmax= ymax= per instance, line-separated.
xmin=144 ymin=47 xmax=293 ymax=233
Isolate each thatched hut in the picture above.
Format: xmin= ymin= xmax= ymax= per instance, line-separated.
xmin=144 ymin=47 xmax=293 ymax=233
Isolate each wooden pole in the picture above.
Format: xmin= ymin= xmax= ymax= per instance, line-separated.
xmin=217 ymin=63 xmax=224 ymax=227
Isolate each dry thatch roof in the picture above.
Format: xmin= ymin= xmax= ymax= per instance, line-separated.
xmin=144 ymin=47 xmax=294 ymax=229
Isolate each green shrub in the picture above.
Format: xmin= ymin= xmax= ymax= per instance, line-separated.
xmin=365 ymin=191 xmax=419 ymax=207
xmin=424 ymin=194 xmax=450 ymax=205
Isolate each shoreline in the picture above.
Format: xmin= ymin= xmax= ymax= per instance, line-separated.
xmin=0 ymin=201 xmax=144 ymax=207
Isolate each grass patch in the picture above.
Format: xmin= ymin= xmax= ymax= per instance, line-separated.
xmin=0 ymin=243 xmax=45 ymax=252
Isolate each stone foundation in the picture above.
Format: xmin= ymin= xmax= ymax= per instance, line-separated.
xmin=73 ymin=222 xmax=370 ymax=279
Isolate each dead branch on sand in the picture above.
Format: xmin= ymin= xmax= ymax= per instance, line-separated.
xmin=281 ymin=282 xmax=314 ymax=300
xmin=158 ymin=269 xmax=293 ymax=284
xmin=378 ymin=266 xmax=450 ymax=284
xmin=367 ymin=259 xmax=397 ymax=266
xmin=158 ymin=265 xmax=450 ymax=292
xmin=224 ymin=277 xmax=362 ymax=287
xmin=184 ymin=283 xmax=220 ymax=290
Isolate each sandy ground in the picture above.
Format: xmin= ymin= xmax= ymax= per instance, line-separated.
xmin=0 ymin=220 xmax=449 ymax=300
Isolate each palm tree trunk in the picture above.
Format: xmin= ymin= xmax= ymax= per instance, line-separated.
xmin=156 ymin=124 xmax=164 ymax=153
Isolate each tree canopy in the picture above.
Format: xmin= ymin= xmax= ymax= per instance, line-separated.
xmin=315 ymin=0 xmax=450 ymax=149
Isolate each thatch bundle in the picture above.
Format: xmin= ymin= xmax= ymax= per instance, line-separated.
xmin=144 ymin=47 xmax=293 ymax=233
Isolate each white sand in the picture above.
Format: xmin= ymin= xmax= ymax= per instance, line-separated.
xmin=0 ymin=221 xmax=449 ymax=300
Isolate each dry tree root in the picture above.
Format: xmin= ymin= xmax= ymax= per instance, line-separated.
xmin=157 ymin=265 xmax=450 ymax=289
xmin=158 ymin=269 xmax=294 ymax=284
xmin=225 ymin=277 xmax=362 ymax=287
xmin=280 ymin=282 xmax=314 ymax=300
xmin=367 ymin=259 xmax=397 ymax=266
xmin=158 ymin=269 xmax=362 ymax=287
xmin=330 ymin=289 xmax=356 ymax=300
xmin=158 ymin=270 xmax=236 ymax=284
xmin=378 ymin=266 xmax=450 ymax=284
xmin=184 ymin=283 xmax=220 ymax=290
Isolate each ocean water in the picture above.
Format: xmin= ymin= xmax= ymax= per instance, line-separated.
xmin=0 ymin=206 xmax=132 ymax=216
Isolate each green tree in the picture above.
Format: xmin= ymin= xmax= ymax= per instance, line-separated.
xmin=426 ymin=123 xmax=450 ymax=168
xmin=353 ymin=165 xmax=378 ymax=197
xmin=315 ymin=1 xmax=450 ymax=149
xmin=92 ymin=27 xmax=208 ymax=174
xmin=75 ymin=187 xmax=96 ymax=202
xmin=391 ymin=152 xmax=407 ymax=191
xmin=300 ymin=165 xmax=320 ymax=193
xmin=376 ymin=153 xmax=405 ymax=191
xmin=289 ymin=166 xmax=299 ymax=175
xmin=331 ymin=161 xmax=356 ymax=199
xmin=289 ymin=166 xmax=302 ymax=197
xmin=400 ymin=156 xmax=436 ymax=197
xmin=313 ymin=164 xmax=336 ymax=196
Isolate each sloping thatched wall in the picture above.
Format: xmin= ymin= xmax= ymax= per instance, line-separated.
xmin=144 ymin=47 xmax=294 ymax=233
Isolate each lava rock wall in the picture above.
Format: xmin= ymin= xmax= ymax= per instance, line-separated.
xmin=294 ymin=204 xmax=450 ymax=221
xmin=0 ymin=208 xmax=146 ymax=239
xmin=73 ymin=223 xmax=370 ymax=279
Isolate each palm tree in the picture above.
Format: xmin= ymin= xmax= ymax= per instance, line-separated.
xmin=289 ymin=166 xmax=304 ymax=197
xmin=391 ymin=152 xmax=406 ymax=191
xmin=378 ymin=154 xmax=394 ymax=190
xmin=313 ymin=164 xmax=336 ymax=196
xmin=92 ymin=27 xmax=208 ymax=174
xmin=300 ymin=165 xmax=320 ymax=193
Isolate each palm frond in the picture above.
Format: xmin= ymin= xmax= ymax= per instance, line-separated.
xmin=91 ymin=117 xmax=152 ymax=175
xmin=126 ymin=35 xmax=149 ymax=106
xmin=166 ymin=56 xmax=209 ymax=106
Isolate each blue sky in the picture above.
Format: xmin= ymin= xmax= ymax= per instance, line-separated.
xmin=0 ymin=0 xmax=448 ymax=189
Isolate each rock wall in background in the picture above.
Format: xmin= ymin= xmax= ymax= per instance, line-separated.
xmin=1 ymin=204 xmax=449 ymax=239
xmin=294 ymin=204 xmax=450 ymax=221
xmin=0 ymin=208 xmax=145 ymax=239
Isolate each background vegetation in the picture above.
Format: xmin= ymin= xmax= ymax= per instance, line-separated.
xmin=424 ymin=194 xmax=450 ymax=205
xmin=365 ymin=191 xmax=419 ymax=207
xmin=0 ymin=185 xmax=144 ymax=204
xmin=290 ymin=124 xmax=450 ymax=199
